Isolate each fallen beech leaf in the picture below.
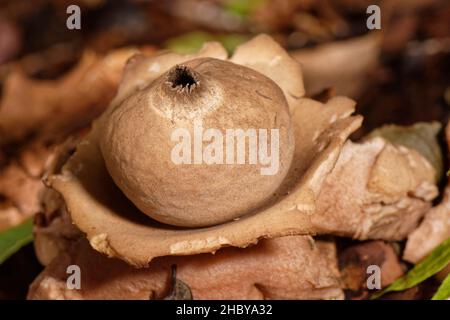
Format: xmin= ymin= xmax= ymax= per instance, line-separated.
xmin=372 ymin=237 xmax=450 ymax=299
xmin=313 ymin=136 xmax=437 ymax=240
xmin=0 ymin=158 xmax=46 ymax=231
xmin=0 ymin=16 xmax=21 ymax=64
xmin=0 ymin=47 xmax=146 ymax=146
xmin=404 ymin=193 xmax=450 ymax=263
xmin=33 ymin=137 xmax=83 ymax=266
xmin=28 ymin=236 xmax=343 ymax=300
xmin=0 ymin=205 xmax=23 ymax=232
xmin=0 ymin=139 xmax=58 ymax=232
xmin=17 ymin=141 xmax=51 ymax=178
xmin=0 ymin=47 xmax=152 ymax=231
xmin=404 ymin=123 xmax=450 ymax=263
xmin=292 ymin=33 xmax=381 ymax=98
xmin=0 ymin=218 xmax=33 ymax=265
xmin=432 ymin=273 xmax=450 ymax=300
xmin=339 ymin=241 xmax=403 ymax=294
xmin=367 ymin=122 xmax=443 ymax=180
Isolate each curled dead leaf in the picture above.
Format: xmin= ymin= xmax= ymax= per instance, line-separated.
xmin=292 ymin=33 xmax=382 ymax=98
xmin=28 ymin=236 xmax=343 ymax=300
xmin=0 ymin=47 xmax=151 ymax=146
xmin=404 ymin=123 xmax=450 ymax=263
xmin=313 ymin=136 xmax=437 ymax=240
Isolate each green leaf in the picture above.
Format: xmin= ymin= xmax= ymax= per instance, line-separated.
xmin=432 ymin=273 xmax=450 ymax=300
xmin=218 ymin=34 xmax=250 ymax=54
xmin=371 ymin=237 xmax=450 ymax=299
xmin=222 ymin=0 xmax=267 ymax=17
xmin=0 ymin=218 xmax=33 ymax=265
xmin=367 ymin=122 xmax=443 ymax=180
xmin=165 ymin=31 xmax=249 ymax=55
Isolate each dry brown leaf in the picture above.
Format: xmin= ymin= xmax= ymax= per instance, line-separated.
xmin=0 ymin=47 xmax=155 ymax=230
xmin=0 ymin=47 xmax=149 ymax=146
xmin=404 ymin=123 xmax=450 ymax=263
xmin=339 ymin=241 xmax=404 ymax=298
xmin=33 ymin=137 xmax=83 ymax=266
xmin=0 ymin=144 xmax=50 ymax=231
xmin=292 ymin=33 xmax=382 ymax=98
xmin=28 ymin=236 xmax=343 ymax=300
xmin=313 ymin=136 xmax=437 ymax=240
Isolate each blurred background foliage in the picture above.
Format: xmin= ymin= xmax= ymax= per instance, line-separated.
xmin=0 ymin=0 xmax=449 ymax=299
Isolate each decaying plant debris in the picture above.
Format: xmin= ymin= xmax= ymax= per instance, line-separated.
xmin=0 ymin=48 xmax=146 ymax=146
xmin=314 ymin=136 xmax=437 ymax=240
xmin=404 ymin=123 xmax=450 ymax=264
xmin=0 ymin=48 xmax=150 ymax=232
xmin=339 ymin=241 xmax=404 ymax=299
xmin=1 ymin=0 xmax=450 ymax=301
xmin=26 ymin=34 xmax=443 ymax=300
xmin=293 ymin=33 xmax=382 ymax=98
xmin=28 ymin=236 xmax=343 ymax=300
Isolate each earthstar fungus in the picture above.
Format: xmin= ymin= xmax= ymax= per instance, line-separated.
xmin=48 ymin=35 xmax=363 ymax=266
xmin=28 ymin=34 xmax=442 ymax=301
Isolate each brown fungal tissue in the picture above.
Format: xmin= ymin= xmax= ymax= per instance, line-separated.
xmin=46 ymin=35 xmax=362 ymax=266
xmin=28 ymin=34 xmax=439 ymax=300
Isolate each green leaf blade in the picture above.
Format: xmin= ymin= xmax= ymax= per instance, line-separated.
xmin=432 ymin=273 xmax=450 ymax=300
xmin=0 ymin=218 xmax=34 ymax=265
xmin=371 ymin=237 xmax=450 ymax=299
xmin=165 ymin=31 xmax=249 ymax=55
xmin=222 ymin=0 xmax=267 ymax=17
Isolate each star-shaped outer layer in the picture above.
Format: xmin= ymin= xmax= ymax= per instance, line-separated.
xmin=48 ymin=35 xmax=362 ymax=267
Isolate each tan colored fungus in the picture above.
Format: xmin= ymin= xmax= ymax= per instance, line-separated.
xmin=49 ymin=35 xmax=362 ymax=266
xmin=100 ymin=58 xmax=294 ymax=227
xmin=28 ymin=236 xmax=343 ymax=300
xmin=313 ymin=137 xmax=437 ymax=240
